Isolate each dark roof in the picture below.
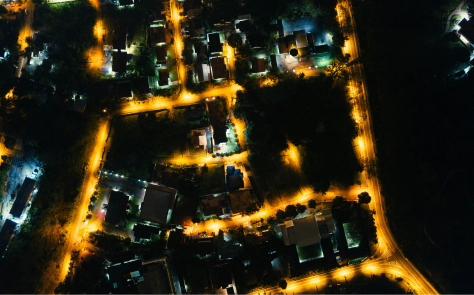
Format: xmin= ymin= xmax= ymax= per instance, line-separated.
xmin=150 ymin=26 xmax=167 ymax=45
xmin=119 ymin=0 xmax=133 ymax=5
xmin=161 ymin=170 xmax=179 ymax=189
xmin=245 ymin=231 xmax=272 ymax=245
xmin=199 ymin=194 xmax=227 ymax=217
xmin=158 ymin=69 xmax=169 ymax=86
xmin=286 ymin=34 xmax=296 ymax=48
xmin=155 ymin=46 xmax=167 ymax=63
xmin=247 ymin=33 xmax=265 ymax=49
xmin=213 ymin=124 xmax=227 ymax=145
xmin=0 ymin=219 xmax=17 ymax=258
xmin=251 ymin=58 xmax=265 ymax=73
xmin=192 ymin=237 xmax=215 ymax=256
xmin=107 ymin=258 xmax=142 ymax=282
xmin=167 ymin=228 xmax=184 ymax=249
xmin=228 ymin=189 xmax=251 ymax=214
xmin=210 ymin=57 xmax=226 ymax=79
xmin=138 ymin=262 xmax=172 ymax=294
xmin=459 ymin=18 xmax=474 ymax=44
xmin=185 ymin=22 xmax=204 ymax=38
xmin=314 ymin=44 xmax=330 ymax=54
xmin=270 ymin=54 xmax=277 ymax=69
xmin=208 ymin=100 xmax=226 ymax=126
xmin=139 ymin=184 xmax=177 ymax=225
xmin=116 ymin=81 xmax=132 ymax=99
xmin=113 ymin=51 xmax=128 ymax=73
xmin=108 ymin=250 xmax=135 ymax=265
xmin=211 ymin=264 xmax=233 ymax=289
xmin=10 ymin=178 xmax=37 ymax=218
xmin=133 ymin=223 xmax=160 ymax=241
xmin=105 ymin=190 xmax=129 ymax=225
xmin=277 ymin=19 xmax=284 ymax=37
xmin=193 ymin=42 xmax=207 ymax=58
xmin=294 ymin=30 xmax=308 ymax=48
xmin=208 ymin=33 xmax=223 ymax=53
xmin=236 ymin=20 xmax=251 ymax=32
xmin=278 ymin=37 xmax=288 ymax=54
xmin=151 ymin=164 xmax=167 ymax=183
xmin=135 ymin=77 xmax=151 ymax=95
xmin=307 ymin=33 xmax=314 ymax=48
xmin=113 ymin=28 xmax=127 ymax=50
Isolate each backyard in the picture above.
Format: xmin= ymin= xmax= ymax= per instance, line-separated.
xmin=343 ymin=221 xmax=362 ymax=249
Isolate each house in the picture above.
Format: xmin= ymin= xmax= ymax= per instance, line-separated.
xmin=112 ymin=51 xmax=128 ymax=74
xmin=9 ymin=177 xmax=37 ymax=220
xmin=194 ymin=63 xmax=211 ymax=82
xmin=210 ymin=57 xmax=227 ymax=80
xmin=247 ymin=33 xmax=265 ymax=49
xmin=228 ymin=189 xmax=251 ymax=215
xmin=150 ymin=1 xmax=166 ymax=23
xmin=113 ymin=28 xmax=128 ymax=51
xmin=208 ymin=33 xmax=223 ymax=54
xmin=106 ymin=258 xmax=143 ymax=293
xmin=167 ymin=228 xmax=185 ymax=249
xmin=150 ymin=26 xmax=168 ymax=46
xmin=245 ymin=231 xmax=272 ymax=245
xmin=158 ymin=69 xmax=170 ymax=86
xmin=212 ymin=124 xmax=227 ymax=148
xmin=183 ymin=0 xmax=202 ymax=19
xmin=119 ymin=0 xmax=134 ymax=7
xmin=210 ymin=263 xmax=238 ymax=294
xmin=139 ymin=256 xmax=180 ymax=294
xmin=294 ymin=30 xmax=308 ymax=48
xmin=185 ymin=22 xmax=204 ymax=38
xmin=139 ymin=184 xmax=177 ymax=225
xmin=251 ymin=58 xmax=265 ymax=73
xmin=226 ymin=166 xmax=245 ymax=192
xmin=0 ymin=219 xmax=17 ymax=258
xmin=151 ymin=164 xmax=180 ymax=189
xmin=115 ymin=81 xmax=133 ymax=99
xmin=210 ymin=12 xmax=231 ymax=27
xmin=459 ymin=18 xmax=474 ymax=45
xmin=133 ymin=223 xmax=160 ymax=242
xmin=199 ymin=194 xmax=230 ymax=218
xmin=193 ymin=42 xmax=208 ymax=61
xmin=190 ymin=129 xmax=207 ymax=149
xmin=104 ymin=190 xmax=129 ymax=226
xmin=155 ymin=46 xmax=168 ymax=65
xmin=192 ymin=236 xmax=215 ymax=257
xmin=135 ymin=77 xmax=151 ymax=96
xmin=316 ymin=209 xmax=336 ymax=239
xmin=235 ymin=19 xmax=252 ymax=33
xmin=277 ymin=37 xmax=289 ymax=54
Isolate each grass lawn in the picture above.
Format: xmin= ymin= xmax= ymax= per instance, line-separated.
xmin=343 ymin=221 xmax=362 ymax=248
xmin=296 ymin=243 xmax=324 ymax=263
xmin=200 ymin=164 xmax=226 ymax=195
xmin=225 ymin=124 xmax=239 ymax=153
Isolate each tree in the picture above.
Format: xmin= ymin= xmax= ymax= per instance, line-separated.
xmin=88 ymin=204 xmax=94 ymax=212
xmin=358 ymin=191 xmax=371 ymax=204
xmin=90 ymin=196 xmax=97 ymax=203
xmin=192 ymin=215 xmax=201 ymax=224
xmin=246 ymin=202 xmax=260 ymax=215
xmin=279 ymin=279 xmax=288 ymax=289
xmin=86 ymin=214 xmax=92 ymax=220
xmin=308 ymin=199 xmax=317 ymax=209
xmin=0 ymin=5 xmax=8 ymax=14
xmin=332 ymin=196 xmax=344 ymax=209
xmin=276 ymin=209 xmax=286 ymax=220
xmin=227 ymin=33 xmax=242 ymax=48
xmin=296 ymin=203 xmax=307 ymax=214
xmin=285 ymin=205 xmax=298 ymax=218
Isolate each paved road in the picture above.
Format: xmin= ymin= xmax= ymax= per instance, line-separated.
xmin=16 ymin=0 xmax=35 ymax=77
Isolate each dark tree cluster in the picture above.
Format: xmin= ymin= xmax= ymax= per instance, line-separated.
xmin=235 ymin=74 xmax=362 ymax=193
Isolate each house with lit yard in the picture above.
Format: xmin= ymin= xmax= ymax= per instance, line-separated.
xmin=139 ymin=183 xmax=177 ymax=226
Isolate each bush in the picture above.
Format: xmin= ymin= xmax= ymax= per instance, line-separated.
xmin=285 ymin=205 xmax=298 ymax=218
xmin=308 ymin=199 xmax=317 ymax=208
xmin=279 ymin=279 xmax=287 ymax=289
xmin=296 ymin=203 xmax=307 ymax=213
xmin=276 ymin=209 xmax=286 ymax=220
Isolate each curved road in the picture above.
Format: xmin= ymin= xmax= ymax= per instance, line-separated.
xmin=59 ymin=0 xmax=438 ymax=294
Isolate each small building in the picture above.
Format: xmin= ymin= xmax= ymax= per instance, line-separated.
xmin=139 ymin=256 xmax=182 ymax=294
xmin=186 ymin=7 xmax=201 ymax=19
xmin=0 ymin=219 xmax=17 ymax=258
xmin=10 ymin=177 xmax=37 ymax=220
xmin=270 ymin=54 xmax=277 ymax=70
xmin=294 ymin=30 xmax=308 ymax=48
xmin=251 ymin=58 xmax=265 ymax=73
xmin=113 ymin=28 xmax=128 ymax=51
xmin=155 ymin=46 xmax=168 ymax=66
xmin=277 ymin=37 xmax=289 ymax=54
xmin=210 ymin=57 xmax=227 ymax=80
xmin=135 ymin=77 xmax=151 ymax=96
xmin=150 ymin=2 xmax=166 ymax=23
xmin=104 ymin=190 xmax=129 ymax=226
xmin=113 ymin=51 xmax=128 ymax=74
xmin=235 ymin=19 xmax=252 ymax=33
xmin=150 ymin=26 xmax=168 ymax=46
xmin=139 ymin=184 xmax=177 ymax=225
xmin=210 ymin=12 xmax=231 ymax=27
xmin=194 ymin=63 xmax=211 ymax=82
xmin=212 ymin=124 xmax=227 ymax=148
xmin=158 ymin=69 xmax=170 ymax=86
xmin=193 ymin=42 xmax=208 ymax=60
xmin=190 ymin=129 xmax=207 ymax=149
xmin=208 ymin=33 xmax=223 ymax=54
xmin=228 ymin=189 xmax=251 ymax=215
xmin=199 ymin=194 xmax=230 ymax=219
xmin=119 ymin=0 xmax=134 ymax=7
xmin=185 ymin=22 xmax=204 ymax=38
xmin=106 ymin=258 xmax=143 ymax=293
xmin=133 ymin=223 xmax=160 ymax=242
xmin=247 ymin=33 xmax=265 ymax=49
xmin=226 ymin=166 xmax=244 ymax=192
xmin=167 ymin=228 xmax=185 ymax=249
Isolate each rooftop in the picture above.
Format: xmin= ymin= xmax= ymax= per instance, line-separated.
xmin=105 ymin=190 xmax=129 ymax=225
xmin=158 ymin=69 xmax=170 ymax=86
xmin=139 ymin=184 xmax=177 ymax=225
xmin=251 ymin=58 xmax=265 ymax=73
xmin=208 ymin=33 xmax=223 ymax=53
xmin=0 ymin=219 xmax=17 ymax=258
xmin=133 ymin=223 xmax=160 ymax=241
xmin=150 ymin=26 xmax=167 ymax=46
xmin=10 ymin=178 xmax=37 ymax=218
xmin=210 ymin=57 xmax=226 ymax=80
xmin=199 ymin=194 xmax=228 ymax=217
xmin=228 ymin=189 xmax=251 ymax=214
xmin=113 ymin=51 xmax=128 ymax=73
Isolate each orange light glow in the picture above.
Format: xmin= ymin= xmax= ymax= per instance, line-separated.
xmin=4 ymin=88 xmax=15 ymax=99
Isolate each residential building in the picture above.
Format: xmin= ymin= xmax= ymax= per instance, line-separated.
xmin=151 ymin=164 xmax=179 ymax=189
xmin=314 ymin=44 xmax=329 ymax=54
xmin=139 ymin=183 xmax=177 ymax=225
xmin=226 ymin=165 xmax=245 ymax=192
xmin=119 ymin=0 xmax=134 ymax=7
xmin=140 ymin=255 xmax=182 ymax=294
xmin=247 ymin=33 xmax=266 ymax=49
xmin=150 ymin=1 xmax=166 ymax=24
xmin=459 ymin=18 xmax=474 ymax=45
xmin=155 ymin=46 xmax=168 ymax=66
xmin=105 ymin=190 xmax=129 ymax=226
xmin=10 ymin=177 xmax=37 ymax=220
xmin=194 ymin=63 xmax=211 ymax=82
xmin=0 ymin=219 xmax=17 ymax=258
xmin=112 ymin=51 xmax=128 ymax=74
xmin=115 ymin=81 xmax=133 ymax=99
xmin=192 ymin=236 xmax=215 ymax=257
xmin=210 ymin=263 xmax=238 ymax=294
xmin=150 ymin=26 xmax=168 ymax=46
xmin=158 ymin=69 xmax=170 ymax=86
xmin=210 ymin=57 xmax=227 ymax=80
xmin=251 ymin=58 xmax=265 ymax=73
xmin=184 ymin=22 xmax=204 ymax=38
xmin=199 ymin=194 xmax=230 ymax=219
xmin=106 ymin=258 xmax=143 ymax=293
xmin=133 ymin=223 xmax=160 ymax=242
xmin=193 ymin=42 xmax=208 ymax=61
xmin=135 ymin=77 xmax=152 ymax=96
xmin=210 ymin=12 xmax=231 ymax=27
xmin=228 ymin=189 xmax=251 ymax=215
xmin=113 ymin=28 xmax=128 ymax=51
xmin=208 ymin=33 xmax=223 ymax=54
xmin=183 ymin=0 xmax=202 ymax=19
xmin=189 ymin=129 xmax=207 ymax=150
